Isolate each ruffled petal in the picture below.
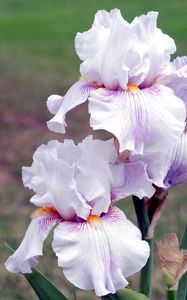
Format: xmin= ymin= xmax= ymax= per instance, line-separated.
xmin=111 ymin=161 xmax=155 ymax=201
xmin=131 ymin=132 xmax=187 ymax=188
xmin=173 ymin=56 xmax=187 ymax=69
xmin=88 ymin=84 xmax=185 ymax=154
xmin=5 ymin=212 xmax=61 ymax=273
xmin=47 ymin=80 xmax=93 ymax=133
xmin=22 ymin=140 xmax=91 ymax=220
xmin=157 ymin=56 xmax=187 ymax=128
xmin=75 ymin=9 xmax=175 ymax=89
xmin=157 ymin=56 xmax=187 ymax=108
xmin=76 ymin=136 xmax=116 ymax=215
xmin=52 ymin=206 xmax=150 ymax=296
xmin=130 ymin=152 xmax=169 ymax=188
xmin=130 ymin=12 xmax=176 ymax=87
xmin=75 ymin=9 xmax=126 ymax=88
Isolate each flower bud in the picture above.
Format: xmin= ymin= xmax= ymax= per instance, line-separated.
xmin=156 ymin=233 xmax=187 ymax=288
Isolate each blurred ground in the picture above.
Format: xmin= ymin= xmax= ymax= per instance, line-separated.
xmin=0 ymin=0 xmax=187 ymax=299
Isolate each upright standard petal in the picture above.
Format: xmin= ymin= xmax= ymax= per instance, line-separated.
xmin=5 ymin=209 xmax=61 ymax=273
xmin=130 ymin=11 xmax=176 ymax=87
xmin=47 ymin=80 xmax=93 ymax=134
xmin=75 ymin=9 xmax=176 ymax=89
xmin=22 ymin=140 xmax=91 ymax=220
xmin=75 ymin=9 xmax=126 ymax=88
xmin=89 ymin=85 xmax=185 ymax=154
xmin=52 ymin=206 xmax=150 ymax=296
xmin=76 ymin=136 xmax=116 ymax=215
xmin=22 ymin=137 xmax=120 ymax=220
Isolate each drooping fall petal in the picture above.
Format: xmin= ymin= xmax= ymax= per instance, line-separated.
xmin=5 ymin=211 xmax=61 ymax=273
xmin=52 ymin=207 xmax=150 ymax=296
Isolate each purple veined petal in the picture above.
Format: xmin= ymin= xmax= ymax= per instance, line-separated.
xmin=5 ymin=211 xmax=61 ymax=273
xmin=88 ymin=84 xmax=185 ymax=155
xmin=52 ymin=206 xmax=150 ymax=296
xmin=130 ymin=132 xmax=187 ymax=189
xmin=47 ymin=80 xmax=93 ymax=134
xmin=111 ymin=160 xmax=155 ymax=201
xmin=173 ymin=56 xmax=187 ymax=69
xmin=164 ymin=132 xmax=187 ymax=187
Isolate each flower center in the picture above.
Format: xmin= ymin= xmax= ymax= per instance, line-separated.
xmin=127 ymin=84 xmax=140 ymax=93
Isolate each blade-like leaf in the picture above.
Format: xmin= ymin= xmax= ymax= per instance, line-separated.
xmin=24 ymin=269 xmax=69 ymax=300
xmin=177 ymin=227 xmax=187 ymax=300
xmin=102 ymin=288 xmax=149 ymax=300
xmin=5 ymin=243 xmax=69 ymax=300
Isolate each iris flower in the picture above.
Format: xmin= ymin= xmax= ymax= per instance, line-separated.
xmin=5 ymin=136 xmax=151 ymax=296
xmin=46 ymin=9 xmax=185 ymax=156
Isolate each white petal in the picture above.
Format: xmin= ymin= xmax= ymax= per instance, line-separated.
xmin=157 ymin=56 xmax=187 ymax=118
xmin=111 ymin=161 xmax=155 ymax=200
xmin=47 ymin=95 xmax=64 ymax=114
xmin=131 ymin=132 xmax=187 ymax=188
xmin=52 ymin=207 xmax=150 ymax=296
xmin=88 ymin=85 xmax=185 ymax=154
xmin=76 ymin=136 xmax=116 ymax=215
xmin=75 ymin=9 xmax=175 ymax=89
xmin=47 ymin=80 xmax=92 ymax=133
xmin=5 ymin=214 xmax=60 ymax=273
xmin=22 ymin=140 xmax=91 ymax=220
xmin=130 ymin=11 xmax=176 ymax=87
xmin=130 ymin=152 xmax=169 ymax=188
xmin=75 ymin=9 xmax=126 ymax=88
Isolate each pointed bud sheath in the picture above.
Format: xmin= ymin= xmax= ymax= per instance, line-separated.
xmin=145 ymin=189 xmax=168 ymax=239
xmin=156 ymin=233 xmax=187 ymax=288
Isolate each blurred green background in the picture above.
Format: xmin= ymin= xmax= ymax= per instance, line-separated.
xmin=0 ymin=0 xmax=187 ymax=299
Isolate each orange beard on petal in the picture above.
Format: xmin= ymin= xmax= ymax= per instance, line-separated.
xmin=31 ymin=206 xmax=60 ymax=218
xmin=127 ymin=84 xmax=140 ymax=93
xmin=87 ymin=214 xmax=103 ymax=228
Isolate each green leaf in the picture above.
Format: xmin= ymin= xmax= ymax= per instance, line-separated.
xmin=5 ymin=243 xmax=69 ymax=300
xmin=102 ymin=288 xmax=149 ymax=300
xmin=177 ymin=227 xmax=187 ymax=300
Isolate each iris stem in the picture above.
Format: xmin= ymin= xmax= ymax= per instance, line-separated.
xmin=167 ymin=289 xmax=177 ymax=300
xmin=132 ymin=196 xmax=153 ymax=299
xmin=140 ymin=239 xmax=153 ymax=299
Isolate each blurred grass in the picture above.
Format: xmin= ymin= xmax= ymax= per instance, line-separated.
xmin=0 ymin=0 xmax=187 ymax=299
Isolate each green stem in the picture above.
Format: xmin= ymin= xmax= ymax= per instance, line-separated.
xmin=140 ymin=239 xmax=153 ymax=299
xmin=132 ymin=196 xmax=153 ymax=299
xmin=167 ymin=288 xmax=177 ymax=300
